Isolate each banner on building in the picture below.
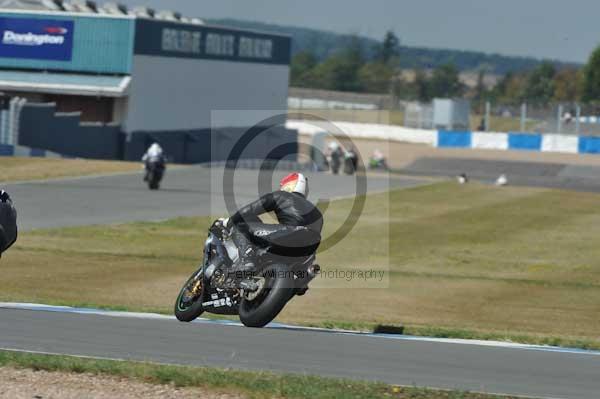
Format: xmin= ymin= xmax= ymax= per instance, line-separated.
xmin=0 ymin=17 xmax=74 ymax=61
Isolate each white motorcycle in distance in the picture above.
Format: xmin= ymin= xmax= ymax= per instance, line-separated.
xmin=142 ymin=143 xmax=167 ymax=190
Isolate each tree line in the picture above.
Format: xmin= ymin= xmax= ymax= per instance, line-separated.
xmin=211 ymin=18 xmax=576 ymax=74
xmin=291 ymin=30 xmax=600 ymax=107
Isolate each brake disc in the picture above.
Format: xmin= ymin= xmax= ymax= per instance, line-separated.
xmin=243 ymin=277 xmax=266 ymax=301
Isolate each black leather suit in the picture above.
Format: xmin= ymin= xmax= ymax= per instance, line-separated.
xmin=0 ymin=191 xmax=17 ymax=257
xmin=229 ymin=191 xmax=323 ymax=258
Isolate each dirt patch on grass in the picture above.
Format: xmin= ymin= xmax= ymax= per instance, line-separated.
xmin=0 ymin=157 xmax=140 ymax=183
xmin=0 ymin=367 xmax=246 ymax=399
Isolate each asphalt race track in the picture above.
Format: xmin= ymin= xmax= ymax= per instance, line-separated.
xmin=403 ymin=157 xmax=600 ymax=192
xmin=0 ymin=305 xmax=599 ymax=399
xmin=4 ymin=166 xmax=424 ymax=230
xmin=3 ymin=166 xmax=600 ymax=398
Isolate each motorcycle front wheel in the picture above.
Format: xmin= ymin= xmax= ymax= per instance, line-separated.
xmin=238 ymin=264 xmax=295 ymax=328
xmin=174 ymin=269 xmax=205 ymax=322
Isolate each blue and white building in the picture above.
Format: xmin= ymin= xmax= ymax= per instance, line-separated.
xmin=0 ymin=1 xmax=293 ymax=161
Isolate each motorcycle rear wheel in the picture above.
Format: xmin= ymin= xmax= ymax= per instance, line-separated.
xmin=238 ymin=264 xmax=295 ymax=328
xmin=174 ymin=270 xmax=205 ymax=322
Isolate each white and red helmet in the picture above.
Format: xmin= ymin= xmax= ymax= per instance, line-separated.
xmin=280 ymin=172 xmax=309 ymax=197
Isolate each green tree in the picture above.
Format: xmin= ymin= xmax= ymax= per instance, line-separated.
xmin=429 ymin=63 xmax=464 ymax=98
xmin=491 ymin=72 xmax=527 ymax=105
xmin=582 ymin=46 xmax=600 ymax=102
xmin=414 ymin=69 xmax=431 ymax=102
xmin=379 ymin=30 xmax=400 ymax=64
xmin=311 ymin=37 xmax=365 ymax=91
xmin=358 ymin=62 xmax=394 ymax=93
xmin=522 ymin=62 xmax=555 ymax=106
xmin=553 ymin=68 xmax=582 ymax=102
xmin=290 ymin=51 xmax=318 ymax=87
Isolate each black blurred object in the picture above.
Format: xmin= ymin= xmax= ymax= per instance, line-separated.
xmin=0 ymin=93 xmax=9 ymax=110
xmin=477 ymin=117 xmax=485 ymax=131
xmin=373 ymin=324 xmax=405 ymax=335
xmin=144 ymin=159 xmax=166 ymax=190
xmin=330 ymin=147 xmax=343 ymax=174
xmin=0 ymin=190 xmax=17 ymax=256
xmin=344 ymin=148 xmax=358 ymax=175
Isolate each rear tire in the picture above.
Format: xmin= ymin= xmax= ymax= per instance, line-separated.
xmin=147 ymin=171 xmax=160 ymax=190
xmin=174 ymin=271 xmax=205 ymax=322
xmin=238 ymin=264 xmax=295 ymax=328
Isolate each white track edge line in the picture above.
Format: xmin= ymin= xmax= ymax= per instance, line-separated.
xmin=1 ymin=302 xmax=599 ymax=357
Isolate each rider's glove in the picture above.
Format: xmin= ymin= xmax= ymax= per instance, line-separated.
xmin=209 ymin=218 xmax=230 ymax=240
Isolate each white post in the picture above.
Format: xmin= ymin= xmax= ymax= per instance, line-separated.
xmin=576 ymin=104 xmax=581 ymax=135
xmin=520 ymin=103 xmax=527 ymax=132
xmin=557 ymin=104 xmax=563 ymax=134
xmin=485 ymin=101 xmax=491 ymax=131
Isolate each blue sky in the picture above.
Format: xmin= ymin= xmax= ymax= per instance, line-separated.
xmin=118 ymin=0 xmax=598 ymax=63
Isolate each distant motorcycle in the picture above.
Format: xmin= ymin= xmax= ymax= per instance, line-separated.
xmin=368 ymin=149 xmax=388 ymax=171
xmin=174 ymin=221 xmax=321 ymax=327
xmin=344 ymin=148 xmax=358 ymax=175
xmin=368 ymin=157 xmax=389 ymax=171
xmin=144 ymin=159 xmax=165 ymax=190
xmin=329 ymin=148 xmax=343 ymax=175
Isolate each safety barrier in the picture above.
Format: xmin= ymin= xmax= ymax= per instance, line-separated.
xmin=0 ymin=144 xmax=64 ymax=158
xmin=288 ymin=120 xmax=600 ymax=156
xmin=437 ymin=130 xmax=471 ymax=148
xmin=7 ymin=117 xmax=600 ymax=160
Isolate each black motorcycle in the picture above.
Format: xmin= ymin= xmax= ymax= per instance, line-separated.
xmin=145 ymin=160 xmax=165 ymax=190
xmin=174 ymin=222 xmax=321 ymax=327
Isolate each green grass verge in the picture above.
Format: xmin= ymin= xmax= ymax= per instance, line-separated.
xmin=0 ymin=157 xmax=139 ymax=183
xmin=0 ymin=350 xmax=526 ymax=399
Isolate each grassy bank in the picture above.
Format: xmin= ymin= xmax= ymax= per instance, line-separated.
xmin=0 ymin=350 xmax=527 ymax=399
xmin=0 ymin=157 xmax=140 ymax=183
xmin=2 ymin=182 xmax=600 ymax=348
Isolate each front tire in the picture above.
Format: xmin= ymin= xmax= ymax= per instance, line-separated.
xmin=239 ymin=264 xmax=295 ymax=328
xmin=174 ymin=271 xmax=205 ymax=322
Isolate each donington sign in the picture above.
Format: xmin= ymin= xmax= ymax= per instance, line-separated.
xmin=0 ymin=17 xmax=74 ymax=61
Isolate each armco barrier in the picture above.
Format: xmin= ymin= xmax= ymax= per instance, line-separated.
xmin=542 ymin=134 xmax=578 ymax=154
xmin=288 ymin=120 xmax=600 ymax=157
xmin=437 ymin=130 xmax=472 ymax=148
xmin=508 ymin=132 xmax=542 ymax=151
xmin=286 ymin=120 xmax=437 ymax=145
xmin=471 ymin=132 xmax=508 ymax=150
xmin=578 ymin=136 xmax=600 ymax=154
xmin=11 ymin=112 xmax=600 ymax=161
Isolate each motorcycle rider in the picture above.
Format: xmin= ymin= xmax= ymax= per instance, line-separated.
xmin=0 ymin=190 xmax=17 ymax=258
xmin=213 ymin=172 xmax=323 ymax=281
xmin=328 ymin=142 xmax=343 ymax=175
xmin=141 ymin=142 xmax=166 ymax=182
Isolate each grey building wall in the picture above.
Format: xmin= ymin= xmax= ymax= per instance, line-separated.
xmin=18 ymin=103 xmax=122 ymax=159
xmin=123 ymin=55 xmax=290 ymax=132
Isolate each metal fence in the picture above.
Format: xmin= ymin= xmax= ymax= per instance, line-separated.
xmin=288 ymin=87 xmax=600 ymax=136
